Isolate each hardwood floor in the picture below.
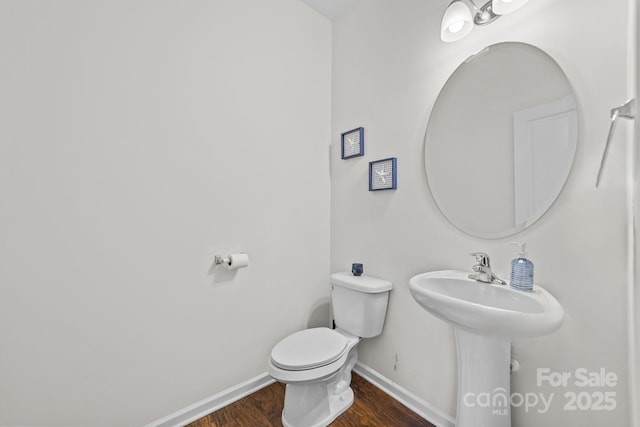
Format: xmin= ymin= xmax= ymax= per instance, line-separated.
xmin=187 ymin=373 xmax=435 ymax=427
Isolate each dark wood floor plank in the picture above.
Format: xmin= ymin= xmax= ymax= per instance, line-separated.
xmin=189 ymin=381 xmax=285 ymax=427
xmin=188 ymin=373 xmax=435 ymax=427
xmin=334 ymin=373 xmax=433 ymax=427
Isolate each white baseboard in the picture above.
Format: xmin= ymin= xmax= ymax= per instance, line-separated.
xmin=145 ymin=363 xmax=454 ymax=427
xmin=353 ymin=362 xmax=456 ymax=427
xmin=144 ymin=373 xmax=275 ymax=427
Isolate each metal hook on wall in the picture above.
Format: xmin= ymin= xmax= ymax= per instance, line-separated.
xmin=596 ymin=98 xmax=636 ymax=187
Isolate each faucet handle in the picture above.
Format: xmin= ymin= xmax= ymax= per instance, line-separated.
xmin=470 ymin=252 xmax=490 ymax=267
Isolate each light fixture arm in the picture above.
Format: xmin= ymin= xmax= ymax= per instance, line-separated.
xmin=473 ymin=0 xmax=500 ymax=26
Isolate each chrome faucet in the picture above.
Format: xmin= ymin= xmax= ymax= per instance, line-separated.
xmin=469 ymin=252 xmax=507 ymax=285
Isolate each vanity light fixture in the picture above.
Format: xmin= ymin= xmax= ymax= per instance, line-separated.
xmin=441 ymin=0 xmax=528 ymax=42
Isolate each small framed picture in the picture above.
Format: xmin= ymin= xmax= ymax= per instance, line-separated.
xmin=341 ymin=127 xmax=364 ymax=159
xmin=369 ymin=157 xmax=397 ymax=191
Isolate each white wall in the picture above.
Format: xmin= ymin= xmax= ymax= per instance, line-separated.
xmin=0 ymin=1 xmax=331 ymax=425
xmin=332 ymin=0 xmax=631 ymax=425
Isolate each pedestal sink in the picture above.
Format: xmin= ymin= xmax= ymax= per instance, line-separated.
xmin=408 ymin=270 xmax=563 ymax=427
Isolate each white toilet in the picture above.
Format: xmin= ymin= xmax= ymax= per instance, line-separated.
xmin=268 ymin=272 xmax=392 ymax=427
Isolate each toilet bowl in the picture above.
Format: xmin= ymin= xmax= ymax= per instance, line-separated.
xmin=267 ymin=273 xmax=392 ymax=427
xmin=268 ymin=327 xmax=361 ymax=427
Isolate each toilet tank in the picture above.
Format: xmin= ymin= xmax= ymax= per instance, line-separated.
xmin=330 ymin=272 xmax=392 ymax=338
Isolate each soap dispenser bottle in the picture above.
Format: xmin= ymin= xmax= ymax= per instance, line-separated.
xmin=510 ymin=242 xmax=534 ymax=291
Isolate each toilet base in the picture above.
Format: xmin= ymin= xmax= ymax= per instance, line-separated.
xmin=282 ymin=385 xmax=354 ymax=427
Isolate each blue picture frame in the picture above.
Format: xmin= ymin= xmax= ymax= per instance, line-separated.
xmin=369 ymin=157 xmax=397 ymax=191
xmin=341 ymin=127 xmax=365 ymax=159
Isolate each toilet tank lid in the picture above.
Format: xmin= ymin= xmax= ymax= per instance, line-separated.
xmin=330 ymin=272 xmax=392 ymax=293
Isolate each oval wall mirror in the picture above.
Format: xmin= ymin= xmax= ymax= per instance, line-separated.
xmin=425 ymin=42 xmax=578 ymax=239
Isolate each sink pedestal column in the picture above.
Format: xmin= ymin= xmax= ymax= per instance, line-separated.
xmin=455 ymin=328 xmax=511 ymax=427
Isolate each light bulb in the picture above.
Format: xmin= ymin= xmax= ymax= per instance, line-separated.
xmin=441 ymin=1 xmax=473 ymax=42
xmin=448 ymin=20 xmax=464 ymax=34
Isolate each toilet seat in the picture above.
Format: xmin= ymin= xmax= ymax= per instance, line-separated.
xmin=271 ymin=328 xmax=347 ymax=371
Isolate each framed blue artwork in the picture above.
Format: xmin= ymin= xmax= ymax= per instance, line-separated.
xmin=341 ymin=127 xmax=364 ymax=159
xmin=369 ymin=157 xmax=397 ymax=191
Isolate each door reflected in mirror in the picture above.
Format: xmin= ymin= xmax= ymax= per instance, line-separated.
xmin=425 ymin=42 xmax=577 ymax=238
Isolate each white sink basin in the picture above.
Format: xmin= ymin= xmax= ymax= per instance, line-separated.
xmin=409 ymin=269 xmax=564 ymax=427
xmin=408 ymin=270 xmax=564 ymax=339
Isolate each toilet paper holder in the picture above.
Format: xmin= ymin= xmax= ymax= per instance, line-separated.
xmin=214 ymin=255 xmax=232 ymax=266
xmin=214 ymin=252 xmax=250 ymax=270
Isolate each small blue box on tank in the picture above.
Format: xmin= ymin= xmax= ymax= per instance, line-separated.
xmin=351 ymin=263 xmax=363 ymax=276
